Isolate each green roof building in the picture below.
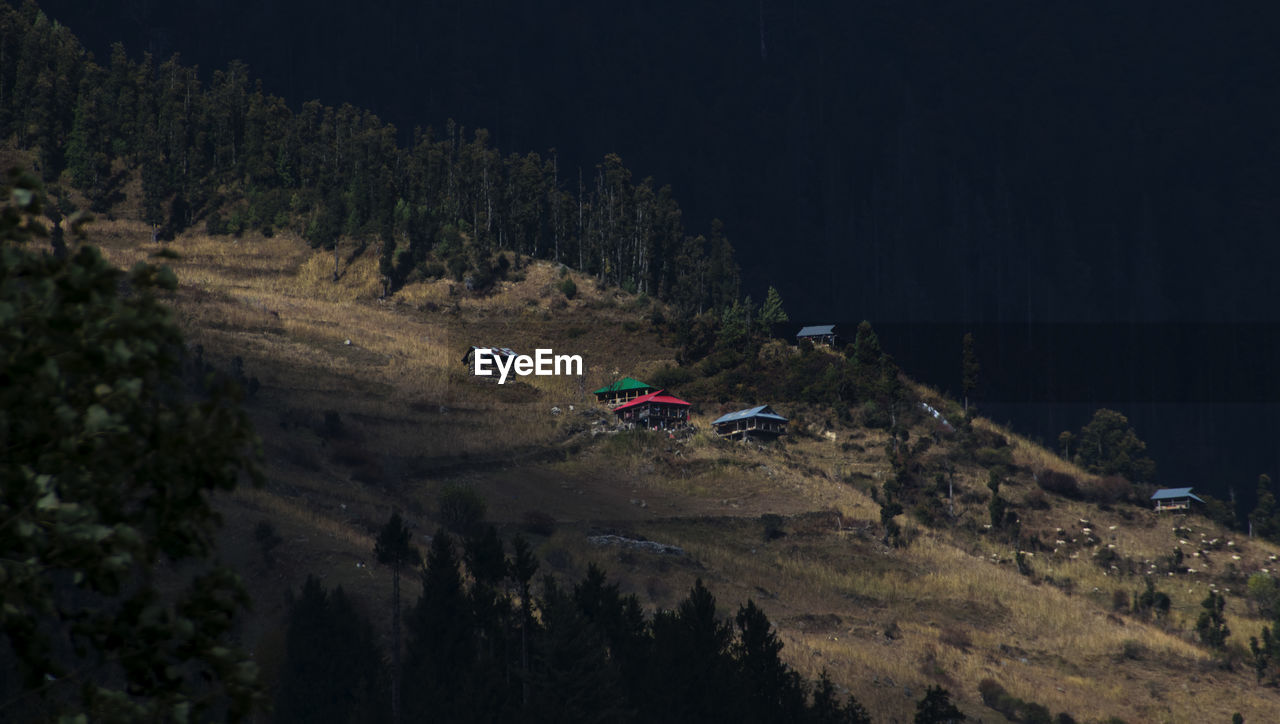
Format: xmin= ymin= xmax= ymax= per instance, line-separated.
xmin=593 ymin=377 xmax=657 ymax=405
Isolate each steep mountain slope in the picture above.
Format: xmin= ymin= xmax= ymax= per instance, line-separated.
xmin=80 ymin=220 xmax=1280 ymax=722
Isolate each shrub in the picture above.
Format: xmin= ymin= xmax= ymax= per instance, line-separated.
xmin=975 ymin=446 xmax=1014 ymax=469
xmin=206 ymin=210 xmax=228 ymax=235
xmin=543 ymin=547 xmax=573 ymax=571
xmin=1112 ymin=589 xmax=1130 ymax=612
xmin=1037 ymin=470 xmax=1081 ymax=498
xmin=760 ymin=513 xmax=786 ymax=541
xmin=1120 ymin=638 xmax=1144 ymax=660
xmin=521 ymin=510 xmax=556 ymax=536
xmin=1247 ymin=573 xmax=1280 ymax=618
xmin=321 ymin=409 xmax=345 ymax=438
xmin=438 ymin=484 xmax=487 ymax=535
xmin=1093 ymin=547 xmax=1120 ymax=569
xmin=650 ymin=364 xmax=695 ymax=390
xmin=329 ymin=440 xmax=375 ymax=468
xmin=1024 ymin=488 xmax=1050 ymax=510
xmin=254 ymin=519 xmax=283 ymax=567
xmin=939 ymin=626 xmax=972 ymax=651
xmin=1083 ymin=475 xmax=1129 ymax=505
xmin=557 ymin=277 xmax=578 ymax=299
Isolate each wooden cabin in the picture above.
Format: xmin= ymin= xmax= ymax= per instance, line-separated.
xmin=462 ymin=346 xmax=517 ymax=372
xmin=593 ymin=377 xmax=658 ymax=406
xmin=614 ymin=389 xmax=691 ymax=430
xmin=712 ymin=405 xmax=788 ymax=441
xmin=796 ymin=324 xmax=837 ymax=346
xmin=1151 ymin=487 xmax=1205 ymax=512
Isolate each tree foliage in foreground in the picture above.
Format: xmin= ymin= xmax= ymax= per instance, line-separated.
xmin=304 ymin=523 xmax=881 ymax=723
xmin=0 ymin=170 xmax=263 ymax=721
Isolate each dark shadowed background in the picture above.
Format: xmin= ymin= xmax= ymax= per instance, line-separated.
xmin=35 ymin=0 xmax=1280 ymax=510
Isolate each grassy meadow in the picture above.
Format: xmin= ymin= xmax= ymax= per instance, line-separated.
xmin=83 ymin=220 xmax=1280 ymax=722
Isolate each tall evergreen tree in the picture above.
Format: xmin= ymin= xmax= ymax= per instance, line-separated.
xmin=1076 ymin=408 xmax=1157 ymax=482
xmin=734 ymin=600 xmax=806 ymax=723
xmin=647 ymin=579 xmax=736 ymax=722
xmin=1196 ymin=591 xmax=1231 ymax=650
xmin=914 ymin=685 xmax=965 ymax=723
xmin=509 ymin=535 xmax=540 ymax=707
xmin=526 ymin=577 xmax=629 ymax=723
xmin=758 ymin=285 xmax=789 ymax=333
xmin=961 ymin=332 xmax=978 ymax=414
xmin=275 ymin=577 xmax=388 ymax=724
xmin=374 ymin=511 xmax=420 ymax=724
xmin=403 ymin=530 xmax=474 ymax=723
xmin=809 ymin=672 xmax=872 ymax=724
xmin=1253 ymin=474 xmax=1279 ymax=541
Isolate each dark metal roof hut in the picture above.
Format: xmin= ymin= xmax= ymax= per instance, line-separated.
xmin=593 ymin=377 xmax=658 ymax=406
xmin=796 ymin=324 xmax=837 ymax=346
xmin=1151 ymin=487 xmax=1206 ymax=513
xmin=712 ymin=405 xmax=788 ymax=441
xmin=613 ymin=389 xmax=691 ymax=430
xmin=462 ymin=346 xmax=517 ymax=371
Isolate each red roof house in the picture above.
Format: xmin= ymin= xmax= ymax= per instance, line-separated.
xmin=613 ymin=389 xmax=691 ymax=430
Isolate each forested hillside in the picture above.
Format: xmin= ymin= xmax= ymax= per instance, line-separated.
xmin=0 ymin=0 xmax=739 ymax=314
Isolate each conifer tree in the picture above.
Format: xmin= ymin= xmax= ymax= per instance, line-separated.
xmin=809 ymin=672 xmax=872 ymax=724
xmin=1196 ymin=591 xmax=1231 ymax=650
xmin=1253 ymin=474 xmax=1279 ymax=541
xmin=647 ymin=579 xmax=735 ymax=721
xmin=1076 ymin=408 xmax=1156 ymax=482
xmin=914 ymin=685 xmax=965 ymax=723
xmin=374 ymin=511 xmax=420 ymax=724
xmin=961 ymin=332 xmax=978 ymax=414
xmin=403 ymin=530 xmax=473 ymax=723
xmin=758 ymin=285 xmax=789 ymax=333
xmin=734 ymin=600 xmax=806 ymax=723
xmin=509 ymin=535 xmax=540 ymax=706
xmin=526 ymin=577 xmax=629 ymax=723
xmin=275 ymin=577 xmax=388 ymax=724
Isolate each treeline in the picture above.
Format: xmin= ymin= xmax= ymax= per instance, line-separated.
xmin=276 ymin=525 xmax=896 ymax=724
xmin=0 ymin=0 xmax=739 ymax=312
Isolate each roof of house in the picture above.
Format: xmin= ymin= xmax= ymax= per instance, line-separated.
xmin=613 ymin=389 xmax=691 ymax=412
xmin=712 ymin=405 xmax=788 ymax=426
xmin=796 ymin=324 xmax=836 ymax=337
xmin=1151 ymin=487 xmax=1206 ymax=503
xmin=592 ymin=377 xmax=654 ymax=395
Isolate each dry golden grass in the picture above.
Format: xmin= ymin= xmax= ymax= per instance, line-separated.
xmin=76 ymin=221 xmax=1280 ymax=722
xmin=971 ymin=415 xmax=1093 ymax=478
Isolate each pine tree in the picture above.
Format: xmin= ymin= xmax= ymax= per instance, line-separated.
xmin=1253 ymin=474 xmax=1279 ymax=541
xmin=647 ymin=579 xmax=736 ymax=722
xmin=275 ymin=577 xmax=388 ymax=724
xmin=988 ymin=471 xmax=1007 ymax=532
xmin=374 ymin=511 xmax=420 ymax=724
xmin=509 ymin=535 xmax=540 ymax=707
xmin=733 ymin=600 xmax=806 ymax=723
xmin=403 ymin=530 xmax=474 ymax=723
xmin=961 ymin=332 xmax=978 ymax=414
xmin=1076 ymin=408 xmax=1157 ymax=482
xmin=526 ymin=577 xmax=629 ymax=723
xmin=758 ymin=285 xmax=789 ymax=333
xmin=809 ymin=671 xmax=872 ymax=724
xmin=914 ymin=685 xmax=966 ymax=723
xmin=1196 ymin=591 xmax=1230 ymax=650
